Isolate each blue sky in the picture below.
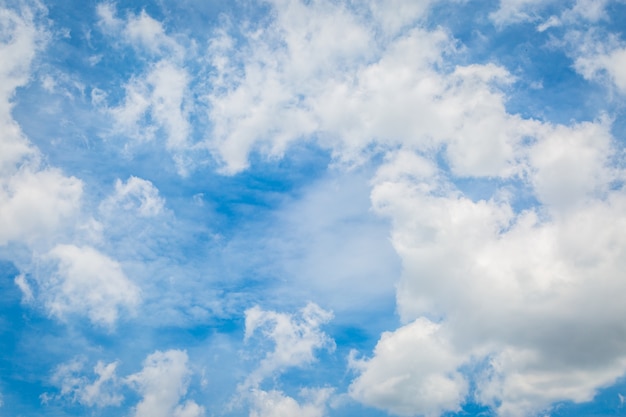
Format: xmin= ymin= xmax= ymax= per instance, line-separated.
xmin=1 ymin=0 xmax=626 ymax=416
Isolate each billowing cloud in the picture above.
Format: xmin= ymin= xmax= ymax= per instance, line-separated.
xmin=126 ymin=350 xmax=204 ymax=417
xmin=356 ymin=124 xmax=626 ymax=415
xmin=0 ymin=167 xmax=83 ymax=246
xmin=206 ymin=0 xmax=537 ymax=178
xmin=350 ymin=318 xmax=467 ymax=417
xmin=40 ymin=244 xmax=140 ymax=327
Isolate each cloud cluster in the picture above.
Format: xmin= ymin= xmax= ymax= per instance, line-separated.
xmin=204 ymin=1 xmax=626 ymax=416
xmin=206 ymin=0 xmax=536 ymax=178
xmin=0 ymin=3 xmax=150 ymax=329
xmin=355 ymin=121 xmax=626 ymax=416
xmin=0 ymin=5 xmax=83 ymax=248
xmin=47 ymin=350 xmax=204 ymax=416
xmin=96 ymin=3 xmax=193 ymax=173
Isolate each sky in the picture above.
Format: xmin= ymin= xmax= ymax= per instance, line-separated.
xmin=1 ymin=0 xmax=626 ymax=416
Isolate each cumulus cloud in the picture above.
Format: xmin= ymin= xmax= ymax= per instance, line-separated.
xmin=204 ymin=4 xmax=626 ymax=414
xmin=350 ymin=318 xmax=467 ymax=417
xmin=242 ymin=303 xmax=334 ymax=389
xmin=206 ymin=0 xmax=537 ymax=178
xmin=0 ymin=3 xmax=83 ymax=248
xmin=40 ymin=244 xmax=140 ymax=327
xmin=126 ymin=350 xmax=204 ymax=417
xmin=0 ymin=167 xmax=83 ymax=246
xmin=528 ymin=119 xmax=615 ymax=209
xmin=356 ymin=129 xmax=626 ymax=416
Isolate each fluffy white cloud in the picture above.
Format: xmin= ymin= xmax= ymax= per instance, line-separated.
xmin=249 ymin=388 xmax=332 ymax=417
xmin=575 ymin=42 xmax=626 ymax=93
xmin=207 ymin=0 xmax=539 ymax=178
xmin=40 ymin=244 xmax=140 ymax=327
xmin=126 ymin=350 xmax=204 ymax=417
xmin=243 ymin=303 xmax=334 ymax=389
xmin=0 ymin=4 xmax=84 ymax=248
xmin=529 ymin=119 xmax=615 ymax=209
xmin=357 ymin=131 xmax=626 ymax=416
xmin=47 ymin=358 xmax=123 ymax=407
xmin=100 ymin=176 xmax=165 ymax=218
xmin=0 ymin=167 xmax=83 ymax=246
xmin=350 ymin=318 xmax=467 ymax=417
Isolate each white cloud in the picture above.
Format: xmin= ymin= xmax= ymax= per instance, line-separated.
xmin=575 ymin=42 xmax=626 ymax=93
xmin=242 ymin=303 xmax=334 ymax=389
xmin=41 ymin=244 xmax=140 ymax=327
xmin=108 ymin=60 xmax=191 ymax=151
xmin=100 ymin=176 xmax=165 ymax=218
xmin=570 ymin=0 xmax=609 ymax=21
xmin=358 ymin=131 xmax=626 ymax=416
xmin=368 ymin=0 xmax=433 ymax=35
xmin=207 ymin=0 xmax=540 ymax=178
xmin=0 ymin=4 xmax=84 ymax=249
xmin=48 ymin=358 xmax=123 ymax=407
xmin=528 ymin=119 xmax=615 ymax=209
xmin=0 ymin=4 xmax=43 ymax=115
xmin=249 ymin=388 xmax=332 ymax=417
xmin=126 ymin=350 xmax=204 ymax=417
xmin=14 ymin=273 xmax=34 ymax=303
xmin=350 ymin=318 xmax=468 ymax=417
xmin=96 ymin=3 xmax=182 ymax=57
xmin=95 ymin=5 xmax=192 ymax=173
xmin=0 ymin=167 xmax=83 ymax=246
